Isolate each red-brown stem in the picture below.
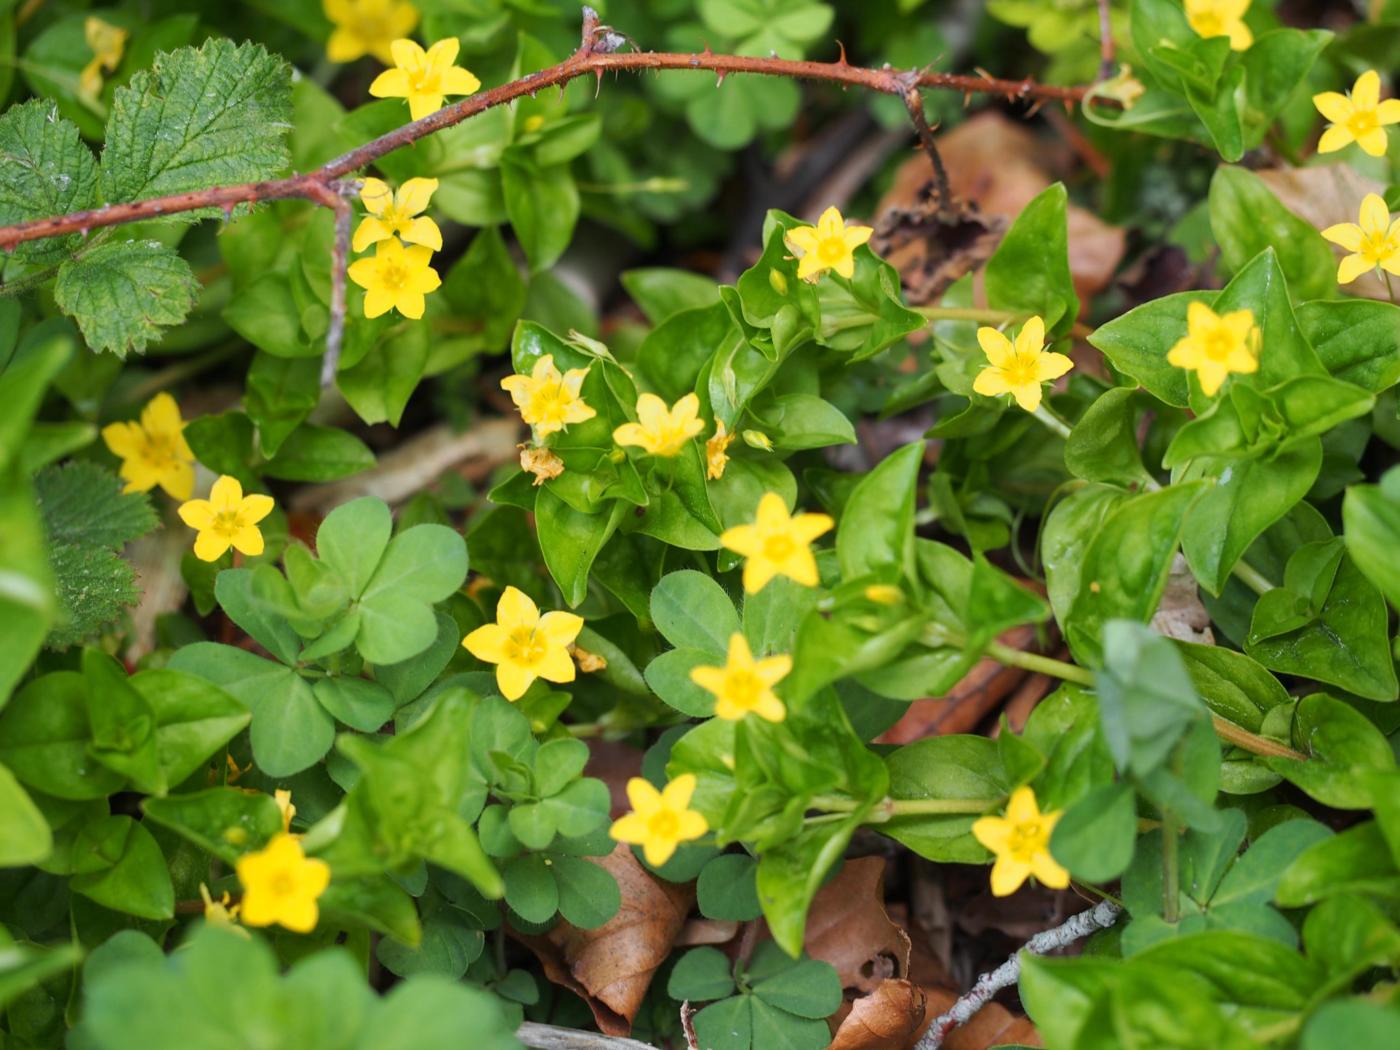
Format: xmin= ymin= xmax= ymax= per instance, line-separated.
xmin=0 ymin=11 xmax=1107 ymax=253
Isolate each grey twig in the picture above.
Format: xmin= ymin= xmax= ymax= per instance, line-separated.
xmin=1096 ymin=0 xmax=1116 ymax=81
xmin=517 ymin=1022 xmax=657 ymax=1049
xmin=900 ymin=82 xmax=951 ymax=210
xmin=914 ymin=899 xmax=1122 ymax=1050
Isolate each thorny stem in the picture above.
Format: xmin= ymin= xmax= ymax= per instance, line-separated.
xmin=915 ymin=899 xmax=1123 ymax=1050
xmin=983 ymin=641 xmax=1307 ymax=760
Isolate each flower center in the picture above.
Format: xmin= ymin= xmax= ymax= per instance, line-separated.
xmin=139 ymin=433 xmax=178 ymax=470
xmin=1347 ymin=109 xmax=1378 ymax=135
xmin=1363 ymin=230 xmax=1398 ymax=262
xmin=1006 ymin=821 xmax=1043 ymax=860
xmin=1201 ymin=328 xmax=1237 ymax=362
xmin=504 ymin=626 xmax=547 ymax=667
xmin=1192 ymin=11 xmax=1224 ymax=35
xmin=647 ymin=809 xmax=680 ymax=839
xmin=533 ymin=381 xmax=571 ymax=422
xmin=1001 ymin=353 xmax=1041 ymax=388
xmin=817 ymin=236 xmax=846 ymax=263
xmin=213 ymin=509 xmax=245 ymax=537
xmin=379 ymin=260 xmax=409 ymax=291
xmin=762 ymin=534 xmax=796 ymax=562
xmin=270 ymin=870 xmax=296 ymax=897
xmin=408 ymin=66 xmax=440 ymax=94
xmin=723 ymin=669 xmax=763 ymax=710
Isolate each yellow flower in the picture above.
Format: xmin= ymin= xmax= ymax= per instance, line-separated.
xmin=1322 ymin=193 xmax=1400 ymax=285
xmin=346 ymin=237 xmax=441 ymax=319
xmin=520 ymin=445 xmax=565 ymax=486
xmin=324 ymin=0 xmax=419 ymax=65
xmin=1166 ymin=301 xmax=1258 ymax=397
xmin=199 ymin=883 xmax=244 ymax=930
xmin=784 ymin=206 xmax=873 ymax=281
xmin=1314 ymin=70 xmax=1400 ymax=158
xmin=501 ymin=355 xmax=596 ymax=436
xmin=609 ymin=775 xmax=708 ymax=867
xmin=369 ymin=38 xmax=481 ymax=122
xmin=178 ymin=476 xmax=275 ymax=563
xmin=1184 ymin=0 xmax=1252 ymax=51
xmin=100 ymin=392 xmax=196 ymax=500
xmin=353 ymin=177 xmax=442 ymax=252
xmin=274 ymin=789 xmax=296 ymax=834
xmin=689 ymin=633 xmax=790 ymax=723
xmin=971 ymin=316 xmax=1074 ymax=413
xmin=706 ymin=420 xmax=734 ymax=480
xmin=79 ymin=17 xmax=127 ymax=99
xmin=462 ymin=585 xmax=584 ymax=701
xmin=235 ymin=833 xmax=331 ymax=933
xmin=720 ymin=491 xmax=834 ymax=594
xmin=864 ymin=584 xmax=904 ymax=605
xmin=613 ymin=393 xmax=705 ymax=458
xmin=971 ymin=786 xmax=1069 ymax=897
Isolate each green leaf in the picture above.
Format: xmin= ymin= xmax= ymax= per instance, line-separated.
xmin=82 ymin=649 xmax=163 ymax=794
xmin=536 ymin=489 xmax=622 ymax=608
xmin=504 ymin=853 xmax=558 ymax=922
xmin=316 ymin=496 xmax=392 ymax=600
xmin=501 ymin=152 xmax=578 ymax=272
xmin=262 ymin=424 xmax=374 ymax=482
xmin=101 ymin=39 xmax=291 ymax=205
xmin=651 ymin=570 xmax=739 ymax=654
xmin=314 ymin=676 xmax=394 ymax=732
xmin=0 ymin=764 xmax=52 ymax=867
xmin=747 ymin=943 xmax=842 ymax=1018
xmin=622 ymin=268 xmax=721 ymax=325
xmin=54 ymin=239 xmax=198 ymax=357
xmin=836 ymin=441 xmax=922 ymax=581
xmin=214 ymin=568 xmax=301 ymax=665
xmin=1264 ymin=694 xmax=1396 ymax=809
xmin=69 ymin=814 xmax=173 ymax=919
xmin=1300 ymin=299 xmax=1400 ymax=393
xmin=0 ymin=99 xmax=99 ymax=265
xmin=1096 ymin=620 xmax=1203 ymax=776
xmin=0 ymin=940 xmax=80 ymax=1009
xmin=669 ymin=946 xmax=736 ymax=1002
xmin=1091 ymin=290 xmax=1213 ymax=407
xmin=1209 ymin=167 xmax=1335 ymax=302
xmin=553 ymin=854 xmax=620 ymax=928
xmin=357 ymin=523 xmax=468 ymax=665
xmin=1344 ymin=468 xmax=1400 ymax=611
xmin=223 ymin=273 xmax=316 ymax=359
xmin=698 ymin=853 xmax=763 ymax=921
xmin=1050 ymin=782 xmax=1137 ymax=882
xmin=0 ymin=671 xmax=125 ymax=799
xmin=985 ymin=183 xmax=1079 ymax=333
xmin=1277 ymin=822 xmax=1398 ymax=908
xmin=1303 ymin=1001 xmax=1400 ymax=1050
xmin=1065 ymin=387 xmax=1151 ymax=485
xmin=1177 ymin=641 xmax=1289 ymax=732
xmin=883 ymin=736 xmax=1007 ymax=862
xmin=338 ymin=320 xmax=429 ymax=427
xmin=142 ymin=787 xmax=281 ymax=864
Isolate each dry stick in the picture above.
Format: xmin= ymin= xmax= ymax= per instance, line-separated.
xmin=1096 ymin=0 xmax=1117 ymax=81
xmin=517 ymin=1022 xmax=658 ymax=1050
xmin=915 ymin=899 xmax=1123 ymax=1050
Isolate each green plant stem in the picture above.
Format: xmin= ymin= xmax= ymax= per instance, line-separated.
xmin=1032 ymin=403 xmax=1073 ymax=440
xmin=916 ymin=306 xmax=1021 ymax=325
xmin=1161 ymin=806 xmax=1181 ymax=924
xmin=812 ymin=795 xmax=999 ymax=821
xmin=983 ymin=641 xmax=1306 ymax=760
xmin=1230 ymin=558 xmax=1276 ymax=595
xmin=1385 ymin=270 xmax=1397 ymax=305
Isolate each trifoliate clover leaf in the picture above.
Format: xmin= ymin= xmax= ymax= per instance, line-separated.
xmin=0 ymin=99 xmax=99 ymax=265
xmin=53 ymin=239 xmax=199 ymax=357
xmin=35 ymin=461 xmax=157 ymax=650
xmin=100 ymin=39 xmax=292 ymax=208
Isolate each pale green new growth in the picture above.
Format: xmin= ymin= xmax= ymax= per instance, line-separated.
xmin=54 ymin=240 xmax=199 ymax=357
xmin=0 ymin=101 xmax=99 ymax=264
xmin=100 ymin=39 xmax=292 ymax=208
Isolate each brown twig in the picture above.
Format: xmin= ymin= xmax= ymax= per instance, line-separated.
xmin=900 ymin=80 xmax=951 ymax=210
xmin=1096 ymin=0 xmax=1116 ymax=81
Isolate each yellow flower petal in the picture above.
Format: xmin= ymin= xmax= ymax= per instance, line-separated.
xmin=462 ymin=622 xmax=508 ymax=663
xmin=1321 ymin=222 xmax=1363 ymax=252
xmin=497 ymin=585 xmax=540 ymax=631
xmin=496 ymin=660 xmax=535 ymax=701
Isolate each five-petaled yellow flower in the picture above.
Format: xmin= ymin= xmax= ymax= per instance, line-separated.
xmin=613 ymin=393 xmax=706 ymax=458
xmin=369 ymin=38 xmax=481 ymax=122
xmin=235 ymin=833 xmax=331 ymax=933
xmin=971 ymin=786 xmax=1069 ymax=897
xmin=690 ymin=633 xmax=790 ymax=723
xmin=347 ymin=237 xmax=441 ymax=319
xmin=972 ymin=316 xmax=1074 ymax=413
xmin=609 ymin=775 xmax=708 ymax=867
xmin=501 ymin=355 xmax=596 ymax=436
xmin=1184 ymin=0 xmax=1252 ymax=51
xmin=324 ymin=0 xmax=419 ymax=65
xmin=101 ymin=392 xmax=196 ymax=500
xmin=178 ymin=476 xmax=275 ymax=563
xmin=1322 ymin=193 xmax=1400 ymax=285
xmin=79 ymin=17 xmax=128 ymax=99
xmin=785 ymin=206 xmax=873 ymax=281
xmin=720 ymin=492 xmax=834 ymax=594
xmin=1314 ymin=70 xmax=1400 ymax=158
xmin=1166 ymin=301 xmax=1258 ymax=397
xmin=462 ymin=585 xmax=584 ymax=701
xmin=706 ymin=419 xmax=734 ymax=481
xmin=354 ymin=177 xmax=442 ymax=252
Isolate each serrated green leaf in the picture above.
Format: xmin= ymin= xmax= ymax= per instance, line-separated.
xmin=0 ymin=98 xmax=99 ymax=265
xmin=54 ymin=239 xmax=199 ymax=357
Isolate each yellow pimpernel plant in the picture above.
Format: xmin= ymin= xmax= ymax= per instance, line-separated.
xmin=1166 ymin=302 xmax=1259 ymax=397
xmin=101 ymin=392 xmax=197 ymax=500
xmin=971 ymin=786 xmax=1069 ymax=897
xmin=972 ymin=316 xmax=1074 ymax=413
xmin=1322 ymin=193 xmax=1400 ymax=286
xmin=353 ymin=177 xmax=442 ymax=252
xmin=706 ymin=419 xmax=734 ymax=480
xmin=347 ymin=237 xmax=441 ymax=319
xmin=501 ymin=355 xmax=596 ymax=436
xmin=235 ymin=833 xmax=331 ymax=933
xmin=323 ymin=0 xmax=419 ymax=65
xmin=79 ymin=17 xmax=128 ymax=99
xmin=462 ymin=585 xmax=584 ymax=701
xmin=784 ymin=206 xmax=873 ymax=281
xmin=1314 ymin=70 xmax=1400 ymax=158
xmin=690 ymin=633 xmax=790 ymax=723
xmin=1184 ymin=0 xmax=1252 ymax=51
xmin=613 ymin=393 xmax=706 ymax=458
xmin=609 ymin=775 xmax=709 ymax=867
xmin=720 ymin=492 xmax=834 ymax=594
xmin=369 ymin=38 xmax=481 ymax=121
xmin=177 ymin=475 xmax=275 ymax=562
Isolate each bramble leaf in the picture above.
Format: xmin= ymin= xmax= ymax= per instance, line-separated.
xmin=0 ymin=99 xmax=98 ymax=265
xmin=54 ymin=239 xmax=198 ymax=357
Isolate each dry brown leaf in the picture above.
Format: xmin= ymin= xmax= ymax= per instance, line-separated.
xmin=585 ymin=739 xmax=645 ymax=819
xmin=1150 ymin=553 xmax=1214 ymax=645
xmin=805 ymin=857 xmax=912 ymax=1000
xmin=514 ymin=844 xmax=693 ymax=1036
xmin=921 ymin=988 xmax=1043 ymax=1050
xmin=878 ymin=112 xmax=1125 ymax=309
xmin=828 ymin=979 xmax=929 ymax=1050
xmin=1258 ymin=165 xmax=1390 ymax=301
